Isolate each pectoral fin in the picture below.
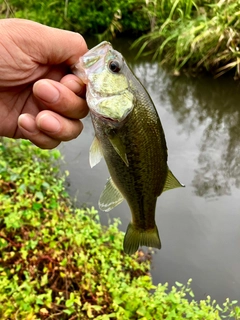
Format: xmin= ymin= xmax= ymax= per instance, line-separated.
xmin=99 ymin=177 xmax=124 ymax=212
xmin=162 ymin=169 xmax=185 ymax=193
xmin=89 ymin=136 xmax=103 ymax=168
xmin=108 ymin=135 xmax=129 ymax=167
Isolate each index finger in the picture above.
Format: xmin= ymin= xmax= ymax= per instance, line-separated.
xmin=33 ymin=78 xmax=88 ymax=119
xmin=60 ymin=74 xmax=86 ymax=97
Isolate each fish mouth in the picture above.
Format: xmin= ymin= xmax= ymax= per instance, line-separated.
xmin=72 ymin=41 xmax=112 ymax=83
xmin=90 ymin=106 xmax=130 ymax=126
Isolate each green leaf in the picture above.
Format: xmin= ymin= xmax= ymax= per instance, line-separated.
xmin=35 ymin=191 xmax=44 ymax=200
xmin=175 ymin=281 xmax=183 ymax=287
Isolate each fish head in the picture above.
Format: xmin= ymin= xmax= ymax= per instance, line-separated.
xmin=73 ymin=41 xmax=134 ymax=122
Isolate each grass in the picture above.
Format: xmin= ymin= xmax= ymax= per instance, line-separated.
xmin=133 ymin=0 xmax=240 ymax=78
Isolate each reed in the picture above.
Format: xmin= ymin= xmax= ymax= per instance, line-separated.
xmin=133 ymin=0 xmax=240 ymax=78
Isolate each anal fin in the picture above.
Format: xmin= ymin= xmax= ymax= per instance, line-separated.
xmin=162 ymin=168 xmax=185 ymax=193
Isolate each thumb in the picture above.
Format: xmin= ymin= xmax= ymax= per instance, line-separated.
xmin=3 ymin=19 xmax=88 ymax=66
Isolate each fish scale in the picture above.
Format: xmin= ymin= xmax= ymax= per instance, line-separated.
xmin=73 ymin=41 xmax=184 ymax=255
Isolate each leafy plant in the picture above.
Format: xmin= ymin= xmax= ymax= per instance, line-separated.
xmin=3 ymin=0 xmax=150 ymax=38
xmin=0 ymin=137 xmax=239 ymax=319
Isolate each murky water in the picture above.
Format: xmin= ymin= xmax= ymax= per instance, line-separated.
xmin=59 ymin=39 xmax=240 ymax=304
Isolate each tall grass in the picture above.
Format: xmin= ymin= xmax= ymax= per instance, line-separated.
xmin=133 ymin=0 xmax=240 ymax=78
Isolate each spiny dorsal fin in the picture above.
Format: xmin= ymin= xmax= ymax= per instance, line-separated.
xmin=89 ymin=136 xmax=103 ymax=168
xmin=162 ymin=169 xmax=185 ymax=193
xmin=99 ymin=177 xmax=124 ymax=212
xmin=108 ymin=135 xmax=129 ymax=167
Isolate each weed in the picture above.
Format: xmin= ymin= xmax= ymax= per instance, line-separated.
xmin=0 ymin=138 xmax=239 ymax=319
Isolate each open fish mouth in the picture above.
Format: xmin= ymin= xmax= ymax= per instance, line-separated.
xmin=72 ymin=41 xmax=112 ymax=83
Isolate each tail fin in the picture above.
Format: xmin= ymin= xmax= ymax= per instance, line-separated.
xmin=123 ymin=223 xmax=161 ymax=255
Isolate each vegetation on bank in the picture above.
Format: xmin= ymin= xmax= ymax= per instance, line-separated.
xmin=1 ymin=0 xmax=240 ymax=78
xmin=133 ymin=0 xmax=240 ymax=78
xmin=1 ymin=0 xmax=150 ymax=38
xmin=0 ymin=138 xmax=240 ymax=319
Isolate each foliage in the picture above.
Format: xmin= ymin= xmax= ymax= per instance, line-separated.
xmin=0 ymin=137 xmax=240 ymax=319
xmin=2 ymin=0 xmax=150 ymax=39
xmin=133 ymin=0 xmax=240 ymax=78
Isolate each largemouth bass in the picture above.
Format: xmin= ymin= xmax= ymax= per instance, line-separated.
xmin=73 ymin=41 xmax=184 ymax=255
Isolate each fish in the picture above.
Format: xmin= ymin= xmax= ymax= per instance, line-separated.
xmin=72 ymin=41 xmax=184 ymax=255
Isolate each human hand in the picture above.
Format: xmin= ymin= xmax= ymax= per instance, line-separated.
xmin=0 ymin=18 xmax=88 ymax=149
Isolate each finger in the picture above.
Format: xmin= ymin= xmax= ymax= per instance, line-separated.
xmin=60 ymin=74 xmax=86 ymax=97
xmin=6 ymin=19 xmax=88 ymax=65
xmin=18 ymin=112 xmax=83 ymax=149
xmin=33 ymin=79 xmax=88 ymax=119
xmin=18 ymin=114 xmax=61 ymax=149
xmin=41 ymin=27 xmax=88 ymax=65
xmin=36 ymin=110 xmax=83 ymax=141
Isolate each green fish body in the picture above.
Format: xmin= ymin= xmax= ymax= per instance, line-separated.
xmin=73 ymin=41 xmax=184 ymax=255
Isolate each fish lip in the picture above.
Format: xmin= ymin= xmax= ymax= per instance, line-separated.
xmin=90 ymin=107 xmax=129 ymax=126
xmin=90 ymin=108 xmax=118 ymax=123
xmin=72 ymin=58 xmax=88 ymax=83
xmin=85 ymin=41 xmax=112 ymax=60
xmin=72 ymin=41 xmax=112 ymax=83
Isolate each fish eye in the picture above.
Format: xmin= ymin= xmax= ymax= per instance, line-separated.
xmin=109 ymin=60 xmax=121 ymax=73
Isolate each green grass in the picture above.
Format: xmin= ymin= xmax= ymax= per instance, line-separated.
xmin=0 ymin=137 xmax=240 ymax=319
xmin=133 ymin=0 xmax=240 ymax=78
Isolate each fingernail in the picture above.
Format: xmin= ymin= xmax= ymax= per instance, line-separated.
xmin=18 ymin=114 xmax=40 ymax=134
xmin=37 ymin=114 xmax=61 ymax=133
xmin=34 ymin=80 xmax=60 ymax=103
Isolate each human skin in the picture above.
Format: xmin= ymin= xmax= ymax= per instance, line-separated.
xmin=0 ymin=18 xmax=89 ymax=149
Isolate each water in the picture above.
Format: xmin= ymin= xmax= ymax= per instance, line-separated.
xmin=59 ymin=39 xmax=240 ymax=304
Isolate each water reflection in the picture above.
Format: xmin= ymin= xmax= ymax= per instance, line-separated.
xmin=132 ymin=61 xmax=240 ymax=198
xmin=166 ymin=75 xmax=240 ymax=198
